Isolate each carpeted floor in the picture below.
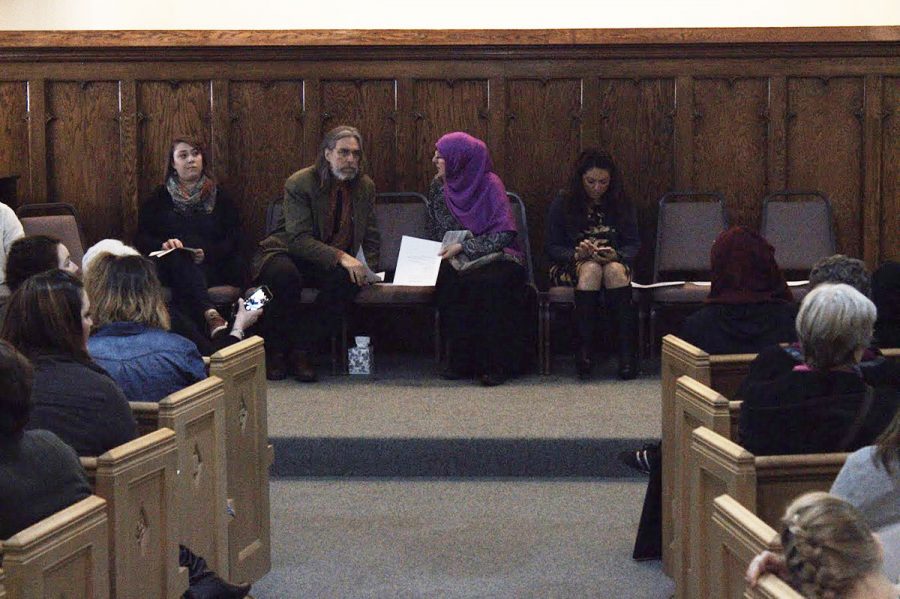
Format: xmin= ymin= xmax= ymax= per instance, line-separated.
xmin=254 ymin=352 xmax=673 ymax=598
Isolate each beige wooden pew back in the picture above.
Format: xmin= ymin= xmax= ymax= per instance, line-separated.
xmin=0 ymin=496 xmax=109 ymax=599
xmin=80 ymin=428 xmax=187 ymax=599
xmin=681 ymin=426 xmax=846 ymax=599
xmin=209 ymin=336 xmax=272 ymax=584
xmin=129 ymin=376 xmax=229 ymax=578
xmin=744 ymin=575 xmax=804 ymax=599
xmin=661 ymin=334 xmax=756 ymax=573
xmin=711 ymin=494 xmax=782 ymax=599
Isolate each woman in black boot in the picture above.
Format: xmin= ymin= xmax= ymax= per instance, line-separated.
xmin=546 ymin=149 xmax=640 ymax=379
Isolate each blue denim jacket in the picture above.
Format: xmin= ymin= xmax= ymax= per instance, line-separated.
xmin=88 ymin=322 xmax=206 ymax=403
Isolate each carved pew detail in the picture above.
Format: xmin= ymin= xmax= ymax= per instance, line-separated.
xmin=0 ymin=495 xmax=109 ymax=599
xmin=80 ymin=429 xmax=187 ymax=599
xmin=129 ymin=376 xmax=229 ymax=578
xmin=209 ymin=336 xmax=272 ymax=584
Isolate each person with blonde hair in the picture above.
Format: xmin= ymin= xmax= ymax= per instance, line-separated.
xmin=746 ymin=492 xmax=899 ymax=598
xmin=85 ymin=253 xmax=206 ymax=403
xmin=738 ymin=283 xmax=897 ymax=455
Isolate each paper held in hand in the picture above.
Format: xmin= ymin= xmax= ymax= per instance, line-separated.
xmin=391 ymin=235 xmax=443 ymax=286
xmin=149 ymin=246 xmax=202 ymax=259
xmin=354 ymin=248 xmax=385 ymax=284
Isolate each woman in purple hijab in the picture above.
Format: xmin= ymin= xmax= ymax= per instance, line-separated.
xmin=426 ymin=132 xmax=527 ymax=386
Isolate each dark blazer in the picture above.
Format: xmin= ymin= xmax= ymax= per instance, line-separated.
xmin=0 ymin=429 xmax=91 ymax=539
xmin=544 ymin=192 xmax=640 ymax=267
xmin=254 ymin=165 xmax=380 ymax=276
xmin=25 ymin=354 xmax=138 ymax=457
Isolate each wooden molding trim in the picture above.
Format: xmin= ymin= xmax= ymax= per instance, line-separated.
xmin=0 ymin=26 xmax=898 ymax=48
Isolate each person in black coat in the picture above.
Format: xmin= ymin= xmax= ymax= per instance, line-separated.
xmin=136 ymin=136 xmax=242 ymax=348
xmin=545 ymin=149 xmax=640 ymax=379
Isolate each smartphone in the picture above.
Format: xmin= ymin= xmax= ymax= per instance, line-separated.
xmin=244 ymin=286 xmax=273 ymax=311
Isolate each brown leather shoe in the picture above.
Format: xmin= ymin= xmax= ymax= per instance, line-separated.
xmin=265 ymin=350 xmax=287 ymax=381
xmin=289 ymin=350 xmax=318 ymax=383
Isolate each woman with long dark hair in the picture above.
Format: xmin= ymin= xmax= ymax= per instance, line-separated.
xmin=545 ymin=149 xmax=640 ymax=379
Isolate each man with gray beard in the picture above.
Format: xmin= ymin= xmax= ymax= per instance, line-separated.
xmin=253 ymin=125 xmax=380 ymax=382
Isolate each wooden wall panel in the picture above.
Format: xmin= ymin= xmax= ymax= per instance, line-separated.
xmin=320 ymin=80 xmax=398 ymax=193
xmin=596 ymin=78 xmax=676 ymax=277
xmin=410 ymin=79 xmax=490 ymax=195
xmin=228 ymin=80 xmax=305 ymax=261
xmin=882 ymin=77 xmax=900 ymax=262
xmin=786 ymin=77 xmax=865 ymax=257
xmin=0 ymin=82 xmax=30 ymax=205
xmin=137 ymin=81 xmax=212 ymax=202
xmin=692 ymin=78 xmax=769 ymax=230
xmin=46 ymin=81 xmax=122 ymax=243
xmin=504 ymin=79 xmax=582 ymax=283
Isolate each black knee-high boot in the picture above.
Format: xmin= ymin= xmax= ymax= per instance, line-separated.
xmin=606 ymin=286 xmax=638 ymax=380
xmin=574 ymin=289 xmax=600 ymax=378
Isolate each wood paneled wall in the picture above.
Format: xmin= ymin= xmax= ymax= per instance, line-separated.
xmin=0 ymin=29 xmax=897 ymax=286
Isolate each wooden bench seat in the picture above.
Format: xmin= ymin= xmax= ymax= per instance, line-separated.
xmin=681 ymin=426 xmax=846 ymax=599
xmin=129 ymin=376 xmax=229 ymax=578
xmin=0 ymin=495 xmax=109 ymax=599
xmin=80 ymin=429 xmax=187 ymax=598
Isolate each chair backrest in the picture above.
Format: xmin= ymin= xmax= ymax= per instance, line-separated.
xmin=16 ymin=203 xmax=86 ymax=267
xmin=653 ymin=191 xmax=728 ymax=282
xmin=264 ymin=196 xmax=283 ymax=236
xmin=507 ymin=192 xmax=535 ymax=286
xmin=375 ymin=192 xmax=429 ymax=273
xmin=1 ymin=495 xmax=110 ymax=599
xmin=760 ymin=191 xmax=835 ymax=272
xmin=711 ymin=494 xmax=782 ymax=599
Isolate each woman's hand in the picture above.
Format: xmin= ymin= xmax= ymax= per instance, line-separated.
xmin=439 ymin=243 xmax=463 ymax=260
xmin=745 ymin=551 xmax=788 ymax=587
xmin=593 ymin=246 xmax=617 ymax=265
xmin=574 ymin=240 xmax=595 ymax=261
xmin=233 ymin=298 xmax=263 ymax=333
xmin=162 ymin=238 xmax=184 ymax=251
xmin=338 ymin=252 xmax=368 ymax=286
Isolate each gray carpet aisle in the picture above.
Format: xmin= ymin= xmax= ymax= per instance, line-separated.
xmin=253 ymin=354 xmax=674 ymax=598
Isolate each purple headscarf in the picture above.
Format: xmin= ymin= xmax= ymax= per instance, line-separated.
xmin=436 ymin=133 xmax=520 ymax=255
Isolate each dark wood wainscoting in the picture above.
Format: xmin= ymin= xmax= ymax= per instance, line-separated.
xmin=1 ymin=28 xmax=897 ymax=284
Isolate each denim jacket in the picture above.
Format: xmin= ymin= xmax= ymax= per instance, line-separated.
xmin=88 ymin=322 xmax=206 ymax=403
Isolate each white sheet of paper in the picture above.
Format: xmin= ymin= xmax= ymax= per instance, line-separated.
xmin=391 ymin=235 xmax=443 ymax=286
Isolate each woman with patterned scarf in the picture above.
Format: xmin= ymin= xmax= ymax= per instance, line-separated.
xmin=135 ymin=136 xmax=242 ymax=354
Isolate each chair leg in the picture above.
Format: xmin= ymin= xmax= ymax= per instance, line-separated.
xmin=433 ymin=308 xmax=442 ymax=364
xmin=542 ymin=300 xmax=552 ymax=375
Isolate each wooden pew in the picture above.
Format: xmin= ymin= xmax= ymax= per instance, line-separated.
xmin=129 ymin=376 xmax=229 ymax=578
xmin=681 ymin=426 xmax=846 ymax=599
xmin=0 ymin=496 xmax=109 ymax=599
xmin=209 ymin=336 xmax=272 ymax=584
xmin=671 ymin=375 xmax=742 ymax=595
xmin=80 ymin=428 xmax=187 ymax=598
xmin=710 ymin=494 xmax=782 ymax=599
xmin=661 ymin=334 xmax=756 ymax=573
xmin=745 ymin=575 xmax=804 ymax=599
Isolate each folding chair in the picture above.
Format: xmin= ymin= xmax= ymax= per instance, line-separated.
xmin=16 ymin=202 xmax=86 ymax=266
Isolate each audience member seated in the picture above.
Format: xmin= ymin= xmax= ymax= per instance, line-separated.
xmin=135 ymin=136 xmax=242 ymax=351
xmin=5 ymin=234 xmax=80 ymax=292
xmin=0 ymin=269 xmax=136 ymax=456
xmin=873 ymin=261 xmax=900 ymax=348
xmin=0 ymin=339 xmax=91 ymax=540
xmin=809 ymin=253 xmax=871 ymax=296
xmin=679 ymin=226 xmax=796 ymax=355
xmin=84 ymin=239 xmax=261 ymax=355
xmin=544 ymin=149 xmax=640 ymax=379
xmin=738 ymin=283 xmax=897 ymax=456
xmin=428 ymin=132 xmax=527 ymax=386
xmin=0 ymin=201 xmax=24 ymax=292
xmin=0 ymin=269 xmax=249 ymax=598
xmin=253 ymin=125 xmax=380 ymax=382
xmin=84 ymin=253 xmax=206 ymax=403
xmin=831 ymin=408 xmax=900 ymax=581
xmin=746 ymin=492 xmax=899 ymax=598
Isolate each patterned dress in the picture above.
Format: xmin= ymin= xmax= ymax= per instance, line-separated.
xmin=549 ymin=201 xmax=628 ymax=286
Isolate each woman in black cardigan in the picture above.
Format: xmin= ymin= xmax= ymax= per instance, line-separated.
xmin=136 ymin=136 xmax=242 ymax=345
xmin=545 ymin=149 xmax=640 ymax=379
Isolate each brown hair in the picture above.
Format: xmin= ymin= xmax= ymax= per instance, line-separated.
xmin=0 ymin=339 xmax=34 ymax=437
xmin=166 ymin=135 xmax=212 ymax=181
xmin=0 ymin=270 xmax=89 ymax=362
xmin=315 ymin=125 xmax=364 ymax=185
xmin=84 ymin=253 xmax=170 ymax=330
xmin=780 ymin=492 xmax=882 ymax=599
xmin=5 ymin=234 xmax=63 ymax=292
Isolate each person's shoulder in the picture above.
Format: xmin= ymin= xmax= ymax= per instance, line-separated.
xmin=0 ymin=202 xmax=17 ymax=218
xmin=286 ymin=165 xmax=317 ymax=189
xmin=23 ymin=429 xmax=80 ymax=459
xmin=358 ymin=174 xmax=376 ymax=195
